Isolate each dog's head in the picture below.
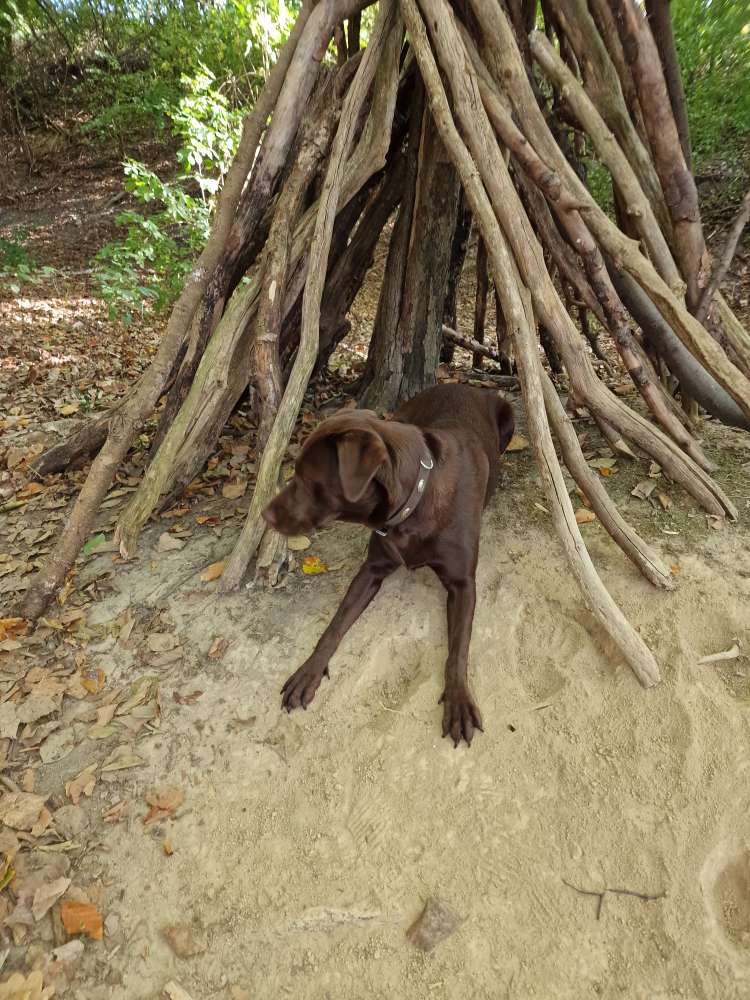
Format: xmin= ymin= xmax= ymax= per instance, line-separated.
xmin=263 ymin=409 xmax=399 ymax=536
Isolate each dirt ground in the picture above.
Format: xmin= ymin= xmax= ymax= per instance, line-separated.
xmin=2 ymin=142 xmax=750 ymax=999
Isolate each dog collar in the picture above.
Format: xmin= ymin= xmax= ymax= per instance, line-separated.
xmin=375 ymin=450 xmax=434 ymax=537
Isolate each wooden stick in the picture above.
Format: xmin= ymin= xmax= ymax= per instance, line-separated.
xmin=696 ymin=189 xmax=750 ymax=324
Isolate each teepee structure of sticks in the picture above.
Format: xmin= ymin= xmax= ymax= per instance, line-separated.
xmin=21 ymin=0 xmax=750 ymax=690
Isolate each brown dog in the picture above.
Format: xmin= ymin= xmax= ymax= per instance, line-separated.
xmin=263 ymin=383 xmax=515 ymax=746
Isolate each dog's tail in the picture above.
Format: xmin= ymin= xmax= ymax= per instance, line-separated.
xmin=496 ymin=397 xmax=516 ymax=455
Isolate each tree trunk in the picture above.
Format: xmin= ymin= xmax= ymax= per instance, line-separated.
xmin=360 ymin=89 xmax=462 ymax=409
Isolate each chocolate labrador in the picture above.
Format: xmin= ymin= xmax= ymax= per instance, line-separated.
xmin=263 ymin=383 xmax=515 ymax=746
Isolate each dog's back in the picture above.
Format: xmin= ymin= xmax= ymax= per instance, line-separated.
xmin=392 ymin=384 xmax=515 ymax=499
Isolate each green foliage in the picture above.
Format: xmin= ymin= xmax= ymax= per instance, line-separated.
xmin=672 ymin=0 xmax=750 ymax=163
xmin=94 ymin=70 xmax=242 ymax=322
xmin=0 ymin=230 xmax=55 ymax=294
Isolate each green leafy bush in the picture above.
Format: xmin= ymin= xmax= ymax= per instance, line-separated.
xmin=94 ymin=70 xmax=242 ymax=322
xmin=0 ymin=230 xmax=55 ymax=294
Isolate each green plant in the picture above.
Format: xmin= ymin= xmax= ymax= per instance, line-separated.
xmin=94 ymin=69 xmax=243 ymax=322
xmin=672 ymin=0 xmax=750 ymax=163
xmin=0 ymin=230 xmax=55 ymax=293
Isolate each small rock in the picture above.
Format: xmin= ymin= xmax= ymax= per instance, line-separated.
xmin=53 ymin=805 xmax=87 ymax=840
xmin=406 ymin=898 xmax=462 ymax=952
xmin=162 ymin=924 xmax=207 ymax=958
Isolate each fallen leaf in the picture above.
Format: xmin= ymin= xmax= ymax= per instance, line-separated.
xmin=287 ymin=535 xmax=311 ymax=552
xmin=707 ymin=515 xmax=724 ymax=531
xmin=32 ymin=876 xmax=71 ymax=921
xmin=173 ymin=690 xmax=203 ymax=706
xmin=657 ymin=493 xmax=673 ymax=510
xmin=222 ymin=481 xmax=247 ymax=500
xmin=506 ymin=434 xmax=529 ymax=452
xmin=599 ymin=466 xmax=614 ymax=477
xmin=162 ymin=924 xmax=207 ymax=958
xmin=631 ymin=480 xmax=657 ymax=500
xmin=100 ymin=746 xmax=144 ymax=772
xmin=0 ymin=972 xmax=54 ymax=1000
xmin=157 ymin=532 xmax=185 ymax=553
xmin=82 ymin=533 xmax=106 ymax=558
xmin=195 ymin=516 xmax=218 ymax=526
xmin=81 ymin=668 xmax=106 ymax=694
xmin=697 ymin=643 xmax=741 ymax=665
xmin=58 ymin=403 xmax=80 ymax=416
xmin=588 ymin=457 xmax=617 ymax=469
xmin=407 ymin=898 xmax=463 ymax=952
xmin=60 ymin=900 xmax=103 ymax=941
xmin=0 ymin=618 xmax=28 ymax=641
xmin=575 ymin=508 xmax=596 ymax=525
xmin=143 ymin=786 xmax=184 ymax=826
xmin=0 ymin=793 xmax=45 ymax=831
xmin=0 ymin=703 xmax=19 ymax=740
xmin=302 ymin=556 xmax=328 ymax=575
xmin=147 ymin=633 xmax=178 ymax=653
xmin=648 ymin=462 xmax=662 ymax=478
xmin=200 ymin=561 xmax=225 ymax=582
xmin=164 ymin=982 xmax=194 ymax=1000
xmin=66 ymin=766 xmax=97 ymax=805
xmin=162 ymin=506 xmax=190 ymax=519
xmin=207 ymin=637 xmax=228 ymax=660
xmin=164 ymin=839 xmax=174 ymax=856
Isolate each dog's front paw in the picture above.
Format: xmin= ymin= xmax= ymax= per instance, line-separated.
xmin=439 ymin=687 xmax=483 ymax=747
xmin=281 ymin=661 xmax=329 ymax=712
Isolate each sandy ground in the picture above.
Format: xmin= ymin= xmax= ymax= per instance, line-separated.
xmin=23 ymin=415 xmax=749 ymax=1000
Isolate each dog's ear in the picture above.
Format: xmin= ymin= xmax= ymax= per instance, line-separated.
xmin=335 ymin=430 xmax=388 ymax=503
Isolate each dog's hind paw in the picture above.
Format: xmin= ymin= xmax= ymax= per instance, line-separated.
xmin=439 ymin=688 xmax=483 ymax=748
xmin=281 ymin=661 xmax=329 ymax=712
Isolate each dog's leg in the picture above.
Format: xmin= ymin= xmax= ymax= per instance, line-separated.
xmin=437 ymin=573 xmax=484 ymax=747
xmin=281 ymin=554 xmax=398 ymax=712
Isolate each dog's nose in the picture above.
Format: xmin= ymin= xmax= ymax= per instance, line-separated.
xmin=262 ymin=504 xmax=277 ymax=527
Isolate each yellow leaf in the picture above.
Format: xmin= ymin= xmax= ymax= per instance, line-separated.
xmin=506 ymin=434 xmax=529 ymax=452
xmin=575 ymin=508 xmax=597 ymax=525
xmin=302 ymin=556 xmax=328 ymax=575
xmin=200 ymin=561 xmax=225 ymax=582
xmin=58 ymin=403 xmax=80 ymax=416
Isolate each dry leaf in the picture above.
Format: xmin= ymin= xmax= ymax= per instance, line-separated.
xmin=164 ymin=984 xmax=194 ymax=1000
xmin=657 ymin=493 xmax=673 ymax=510
xmin=0 ymin=618 xmax=28 ymax=641
xmin=222 ymin=481 xmax=247 ymax=500
xmin=575 ymin=508 xmax=596 ymax=525
xmin=32 ymin=876 xmax=71 ymax=921
xmin=162 ymin=924 xmax=207 ymax=958
xmin=302 ymin=556 xmax=328 ymax=575
xmin=157 ymin=532 xmax=185 ymax=553
xmin=100 ymin=746 xmax=144 ymax=772
xmin=0 ymin=703 xmax=19 ymax=740
xmin=697 ymin=644 xmax=741 ymax=665
xmin=164 ymin=838 xmax=174 ymax=856
xmin=407 ymin=898 xmax=463 ymax=952
xmin=66 ymin=766 xmax=97 ymax=805
xmin=0 ymin=971 xmax=55 ymax=1000
xmin=598 ymin=466 xmax=614 ymax=477
xmin=147 ymin=633 xmax=178 ymax=654
xmin=648 ymin=462 xmax=662 ymax=478
xmin=707 ymin=515 xmax=724 ymax=531
xmin=588 ymin=457 xmax=617 ymax=469
xmin=207 ymin=636 xmax=228 ymax=660
xmin=80 ymin=668 xmax=105 ymax=695
xmin=143 ymin=786 xmax=184 ymax=826
xmin=506 ymin=434 xmax=529 ymax=452
xmin=200 ymin=561 xmax=225 ymax=582
xmin=60 ymin=900 xmax=103 ymax=940
xmin=631 ymin=480 xmax=657 ymax=500
xmin=0 ymin=792 xmax=45 ymax=831
xmin=287 ymin=535 xmax=311 ymax=551
xmin=162 ymin=506 xmax=190 ymax=519
xmin=58 ymin=403 xmax=80 ymax=416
